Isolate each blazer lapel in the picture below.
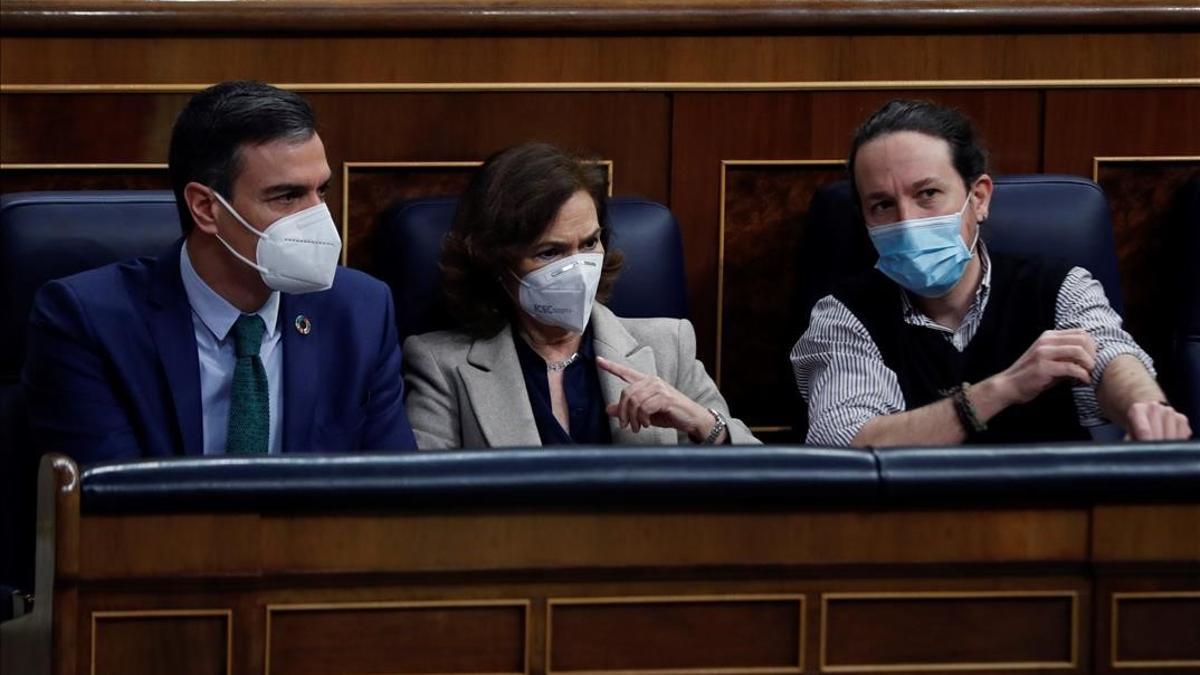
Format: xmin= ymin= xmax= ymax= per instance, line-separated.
xmin=145 ymin=240 xmax=203 ymax=456
xmin=590 ymin=306 xmax=676 ymax=445
xmin=280 ymin=294 xmax=319 ymax=452
xmin=458 ymin=325 xmax=542 ymax=447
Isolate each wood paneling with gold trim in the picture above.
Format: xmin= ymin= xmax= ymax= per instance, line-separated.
xmin=90 ymin=609 xmax=232 ymax=675
xmin=265 ymin=600 xmax=530 ymax=675
xmin=819 ymin=591 xmax=1080 ymax=673
xmin=1110 ymin=592 xmax=1200 ymax=669
xmin=546 ymin=594 xmax=805 ymax=674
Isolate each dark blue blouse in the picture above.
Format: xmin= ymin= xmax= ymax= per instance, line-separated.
xmin=513 ymin=327 xmax=613 ymax=445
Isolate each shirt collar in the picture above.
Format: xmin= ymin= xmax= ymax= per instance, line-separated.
xmin=900 ymin=242 xmax=992 ymax=323
xmin=180 ymin=241 xmax=280 ymax=342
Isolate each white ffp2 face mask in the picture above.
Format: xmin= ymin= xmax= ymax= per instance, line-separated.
xmin=210 ymin=190 xmax=342 ymax=294
xmin=513 ymin=252 xmax=604 ymax=334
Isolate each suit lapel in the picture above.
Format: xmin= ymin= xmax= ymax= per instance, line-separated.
xmin=458 ymin=325 xmax=541 ymax=447
xmin=590 ymin=306 xmax=675 ymax=445
xmin=145 ymin=240 xmax=203 ymax=456
xmin=280 ymin=294 xmax=319 ymax=452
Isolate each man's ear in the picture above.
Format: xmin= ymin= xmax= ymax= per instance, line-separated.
xmin=972 ymin=173 xmax=994 ymax=222
xmin=184 ymin=182 xmax=220 ymax=235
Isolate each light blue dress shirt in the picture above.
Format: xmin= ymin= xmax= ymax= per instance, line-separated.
xmin=180 ymin=243 xmax=284 ymax=454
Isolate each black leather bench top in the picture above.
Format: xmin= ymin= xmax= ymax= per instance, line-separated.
xmin=77 ymin=443 xmax=1200 ymax=513
xmin=876 ymin=442 xmax=1200 ymax=503
xmin=79 ymin=446 xmax=881 ymax=512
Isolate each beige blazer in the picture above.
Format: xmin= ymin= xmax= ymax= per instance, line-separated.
xmin=402 ymin=304 xmax=759 ymax=449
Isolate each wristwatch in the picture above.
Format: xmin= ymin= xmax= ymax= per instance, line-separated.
xmin=702 ymin=408 xmax=729 ymax=445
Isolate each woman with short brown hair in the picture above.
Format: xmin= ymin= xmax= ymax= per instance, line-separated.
xmin=403 ymin=141 xmax=757 ymax=449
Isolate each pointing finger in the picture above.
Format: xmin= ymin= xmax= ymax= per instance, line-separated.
xmin=596 ymin=356 xmax=648 ymax=384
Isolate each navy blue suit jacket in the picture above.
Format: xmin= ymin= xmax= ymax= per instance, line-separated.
xmin=22 ymin=240 xmax=417 ymax=463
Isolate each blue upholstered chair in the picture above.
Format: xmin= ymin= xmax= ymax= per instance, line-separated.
xmin=374 ymin=196 xmax=690 ymax=341
xmin=794 ymin=174 xmax=1125 ymax=440
xmin=0 ymin=191 xmax=181 ymax=613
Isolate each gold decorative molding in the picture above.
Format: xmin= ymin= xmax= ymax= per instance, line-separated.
xmin=4 ymin=79 xmax=1200 ymax=95
xmin=818 ymin=591 xmax=1079 ymax=673
xmin=1092 ymin=155 xmax=1200 ymax=182
xmin=90 ymin=609 xmax=232 ymax=675
xmin=1110 ymin=591 xmax=1200 ymax=669
xmin=546 ymin=593 xmax=806 ymax=675
xmin=265 ymin=599 xmax=531 ymax=675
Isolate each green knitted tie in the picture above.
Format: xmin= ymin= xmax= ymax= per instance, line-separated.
xmin=226 ymin=314 xmax=269 ymax=454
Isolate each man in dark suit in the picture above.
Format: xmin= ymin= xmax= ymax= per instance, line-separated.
xmin=23 ymin=81 xmax=417 ymax=462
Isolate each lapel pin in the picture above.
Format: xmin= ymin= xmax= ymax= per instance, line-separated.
xmin=294 ymin=315 xmax=312 ymax=335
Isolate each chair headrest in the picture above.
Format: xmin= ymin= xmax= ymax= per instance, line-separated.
xmin=0 ymin=191 xmax=182 ymax=381
xmin=375 ymin=196 xmax=690 ymax=339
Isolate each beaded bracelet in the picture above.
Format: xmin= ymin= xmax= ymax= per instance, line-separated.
xmin=941 ymin=382 xmax=987 ymax=436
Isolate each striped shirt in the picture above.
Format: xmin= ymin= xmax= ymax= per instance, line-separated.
xmin=789 ymin=246 xmax=1155 ymax=446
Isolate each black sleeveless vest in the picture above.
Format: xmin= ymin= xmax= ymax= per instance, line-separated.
xmin=833 ymin=253 xmax=1089 ymax=444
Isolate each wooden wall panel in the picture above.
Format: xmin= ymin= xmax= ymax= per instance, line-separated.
xmin=266 ymin=602 xmax=527 ymax=674
xmin=821 ymin=593 xmax=1078 ymax=672
xmin=1044 ymin=89 xmax=1200 ymax=177
xmin=1111 ymin=593 xmax=1200 ymax=667
xmin=0 ymin=166 xmax=169 ymax=193
xmin=91 ymin=611 xmax=229 ymax=675
xmin=548 ymin=596 xmax=803 ymax=672
xmin=4 ymin=34 xmax=1199 ymax=85
xmin=0 ymin=94 xmax=185 ymax=163
xmin=343 ymin=164 xmax=476 ymax=271
xmin=720 ymin=162 xmax=844 ymax=429
xmin=1092 ymin=575 xmax=1200 ymax=675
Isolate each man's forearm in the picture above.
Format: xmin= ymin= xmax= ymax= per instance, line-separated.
xmin=852 ymin=375 xmax=1014 ymax=447
xmin=1097 ymin=353 xmax=1166 ymax=428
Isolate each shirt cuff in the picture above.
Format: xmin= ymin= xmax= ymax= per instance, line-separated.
xmin=1093 ymin=342 xmax=1156 ymax=387
xmin=805 ymin=409 xmax=876 ymax=447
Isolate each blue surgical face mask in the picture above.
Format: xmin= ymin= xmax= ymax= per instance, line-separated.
xmin=867 ymin=195 xmax=979 ymax=298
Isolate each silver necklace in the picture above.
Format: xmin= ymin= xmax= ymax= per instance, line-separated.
xmin=546 ymin=352 xmax=580 ymax=371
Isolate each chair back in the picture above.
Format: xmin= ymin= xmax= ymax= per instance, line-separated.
xmin=0 ymin=190 xmax=181 ymax=600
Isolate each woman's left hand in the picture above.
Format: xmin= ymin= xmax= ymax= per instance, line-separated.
xmin=596 ymin=356 xmax=721 ymax=443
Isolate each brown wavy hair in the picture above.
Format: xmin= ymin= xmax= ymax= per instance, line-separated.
xmin=442 ymin=142 xmax=624 ymax=338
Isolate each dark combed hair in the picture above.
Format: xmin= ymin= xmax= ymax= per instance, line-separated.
xmin=168 ymin=80 xmax=316 ymax=233
xmin=441 ymin=141 xmax=624 ymax=338
xmin=847 ymin=99 xmax=989 ymax=205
